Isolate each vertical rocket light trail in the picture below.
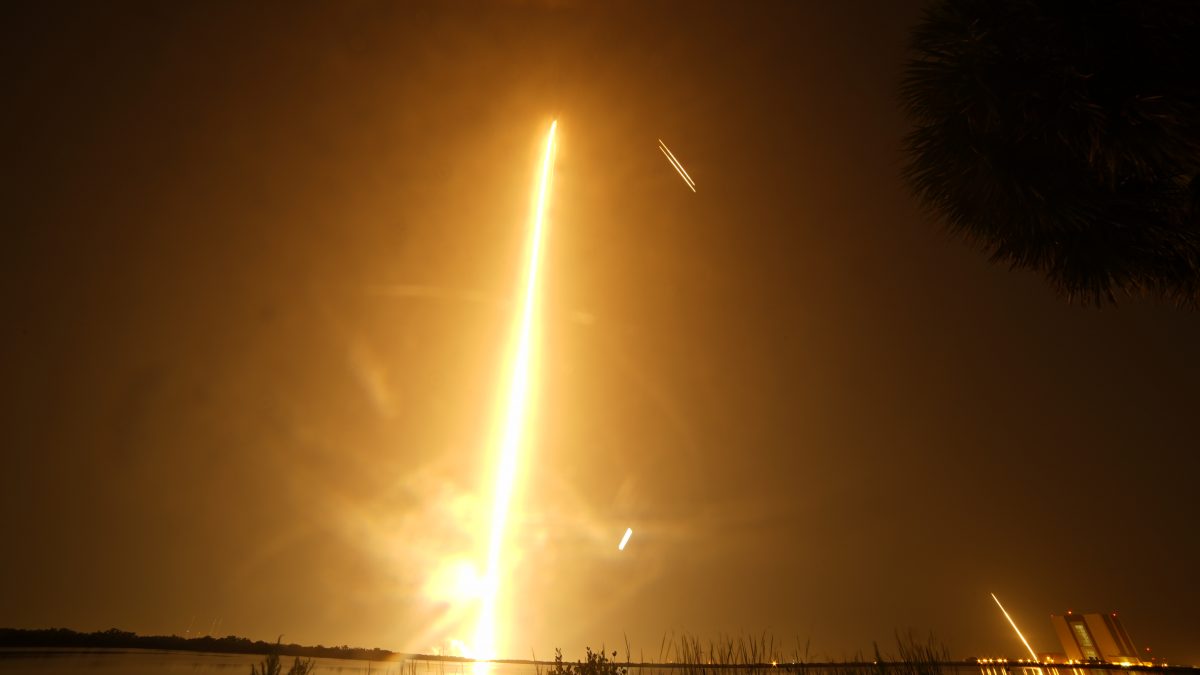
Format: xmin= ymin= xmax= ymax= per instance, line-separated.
xmin=473 ymin=120 xmax=558 ymax=670
xmin=991 ymin=592 xmax=1040 ymax=661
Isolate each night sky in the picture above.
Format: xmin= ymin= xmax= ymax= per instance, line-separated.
xmin=3 ymin=0 xmax=1199 ymax=665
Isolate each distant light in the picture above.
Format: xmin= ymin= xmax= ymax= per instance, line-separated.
xmin=618 ymin=527 xmax=633 ymax=551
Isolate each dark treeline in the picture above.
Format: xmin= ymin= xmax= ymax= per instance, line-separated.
xmin=0 ymin=627 xmax=443 ymax=662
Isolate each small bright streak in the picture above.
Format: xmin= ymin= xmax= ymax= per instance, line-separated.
xmin=659 ymin=140 xmax=695 ymax=186
xmin=658 ymin=139 xmax=696 ymax=192
xmin=618 ymin=527 xmax=633 ymax=550
xmin=991 ymin=592 xmax=1039 ymax=662
xmin=658 ymin=146 xmax=696 ymax=192
xmin=473 ymin=120 xmax=557 ymax=671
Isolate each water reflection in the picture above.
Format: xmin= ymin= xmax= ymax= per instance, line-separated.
xmin=0 ymin=650 xmax=401 ymax=675
xmin=0 ymin=652 xmax=1173 ymax=675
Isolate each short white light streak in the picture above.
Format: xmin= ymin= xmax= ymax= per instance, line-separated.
xmin=658 ymin=139 xmax=696 ymax=192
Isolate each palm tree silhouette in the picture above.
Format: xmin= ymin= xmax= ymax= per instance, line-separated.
xmin=901 ymin=0 xmax=1200 ymax=305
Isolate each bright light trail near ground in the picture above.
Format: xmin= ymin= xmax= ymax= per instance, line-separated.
xmin=472 ymin=120 xmax=557 ymax=671
xmin=991 ymin=592 xmax=1039 ymax=661
xmin=618 ymin=527 xmax=633 ymax=551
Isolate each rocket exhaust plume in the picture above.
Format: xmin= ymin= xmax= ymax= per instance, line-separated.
xmin=472 ymin=120 xmax=558 ymax=671
xmin=618 ymin=527 xmax=633 ymax=550
xmin=991 ymin=592 xmax=1039 ymax=661
xmin=658 ymin=139 xmax=696 ymax=192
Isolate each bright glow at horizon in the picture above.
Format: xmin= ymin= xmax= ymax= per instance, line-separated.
xmin=991 ymin=592 xmax=1039 ymax=662
xmin=618 ymin=527 xmax=633 ymax=551
xmin=472 ymin=120 xmax=558 ymax=671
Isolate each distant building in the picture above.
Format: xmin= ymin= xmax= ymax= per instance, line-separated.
xmin=1050 ymin=612 xmax=1141 ymax=665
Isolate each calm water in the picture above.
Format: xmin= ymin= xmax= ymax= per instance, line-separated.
xmin=0 ymin=650 xmax=565 ymax=675
xmin=0 ymin=651 xmax=1165 ymax=675
xmin=0 ymin=649 xmax=416 ymax=675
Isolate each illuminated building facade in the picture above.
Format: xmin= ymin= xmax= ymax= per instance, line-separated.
xmin=1050 ymin=612 xmax=1141 ymax=664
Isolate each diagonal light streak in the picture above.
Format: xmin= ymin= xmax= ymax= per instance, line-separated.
xmin=657 ymin=143 xmax=692 ymax=185
xmin=658 ymin=144 xmax=696 ymax=190
xmin=658 ymin=140 xmax=695 ymax=186
xmin=991 ymin=592 xmax=1040 ymax=661
xmin=473 ymin=120 xmax=557 ymax=672
xmin=658 ymin=139 xmax=696 ymax=191
xmin=659 ymin=146 xmax=697 ymax=192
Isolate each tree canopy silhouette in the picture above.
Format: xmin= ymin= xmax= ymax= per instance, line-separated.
xmin=901 ymin=0 xmax=1200 ymax=305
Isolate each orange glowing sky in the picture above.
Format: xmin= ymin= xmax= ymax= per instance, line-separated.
xmin=2 ymin=0 xmax=1199 ymax=666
